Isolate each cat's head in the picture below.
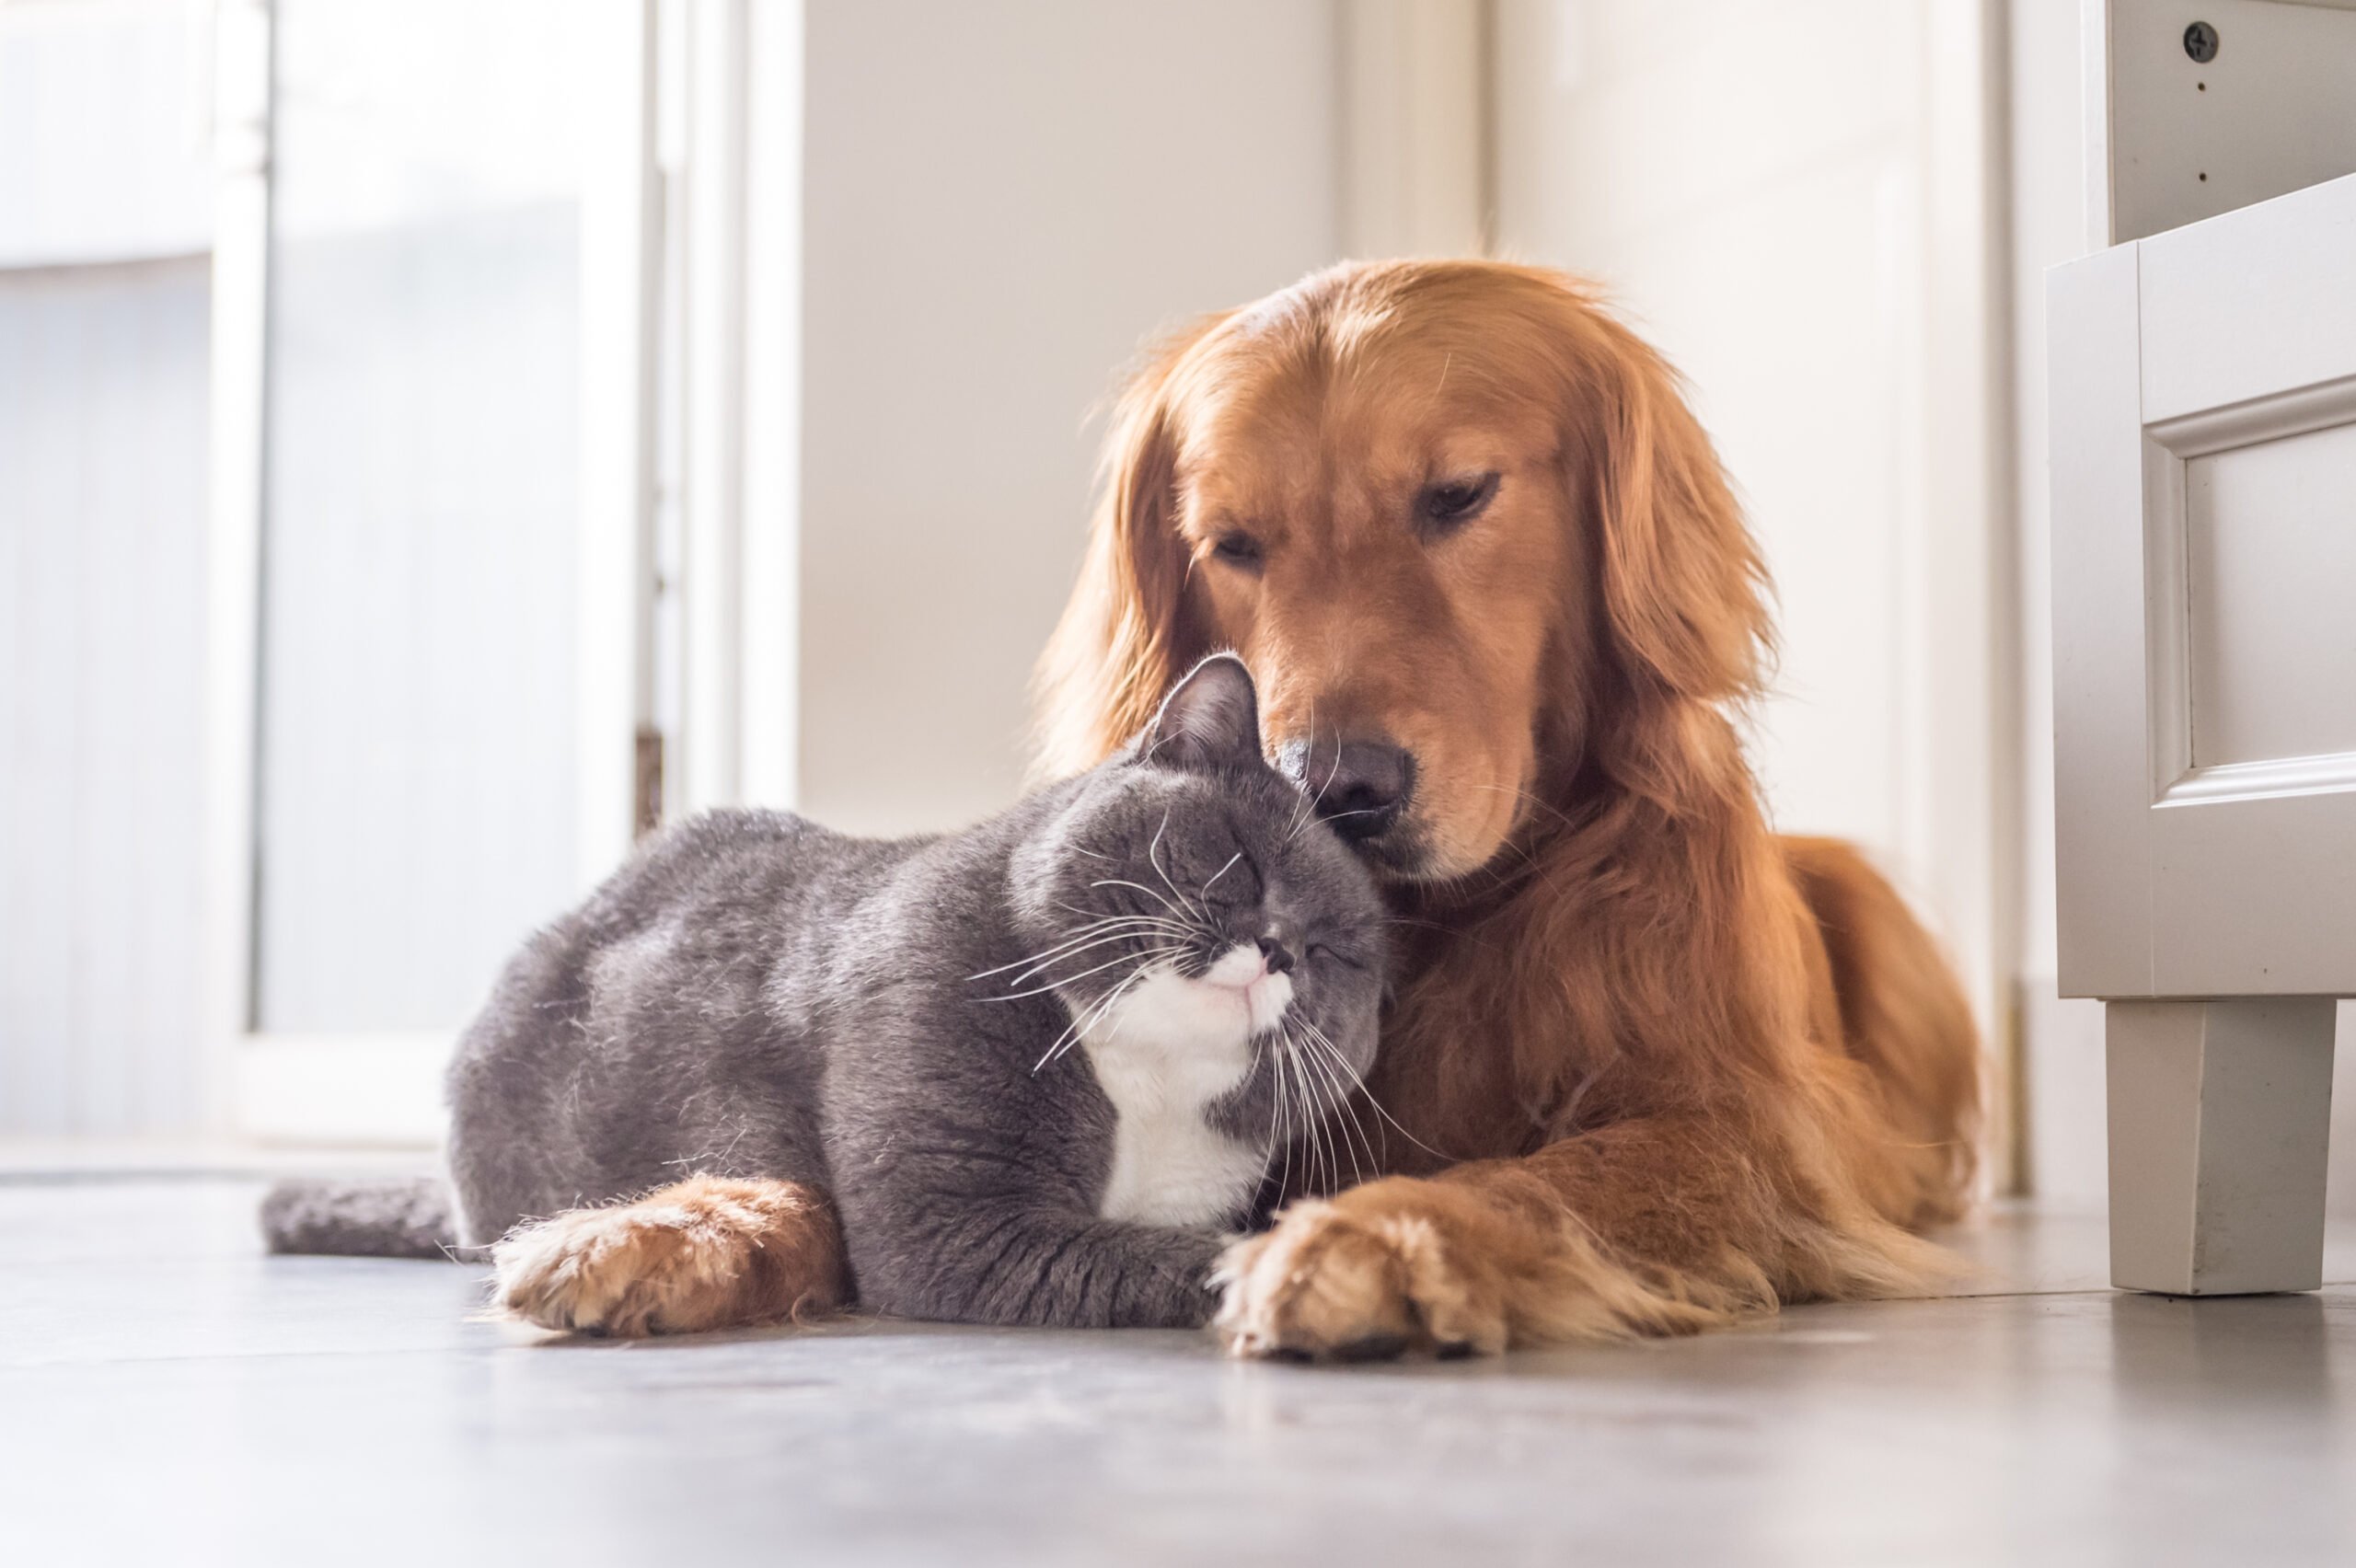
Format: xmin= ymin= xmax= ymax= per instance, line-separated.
xmin=1009 ymin=654 xmax=1388 ymax=1134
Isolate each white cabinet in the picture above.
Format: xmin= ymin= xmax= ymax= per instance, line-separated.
xmin=2051 ymin=0 xmax=2356 ymax=1295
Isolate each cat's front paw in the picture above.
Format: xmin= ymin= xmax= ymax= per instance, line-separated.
xmin=490 ymin=1177 xmax=846 ymax=1337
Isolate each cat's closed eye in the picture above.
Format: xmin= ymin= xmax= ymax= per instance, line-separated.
xmin=1201 ymin=847 xmax=1263 ymax=909
xmin=1307 ymin=940 xmax=1368 ymax=971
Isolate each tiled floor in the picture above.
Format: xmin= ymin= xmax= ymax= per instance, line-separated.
xmin=5 ymin=1171 xmax=2354 ymax=1566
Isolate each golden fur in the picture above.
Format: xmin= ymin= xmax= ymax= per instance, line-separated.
xmin=1042 ymin=260 xmax=1981 ymax=1356
xmin=491 ymin=1176 xmax=845 ymax=1337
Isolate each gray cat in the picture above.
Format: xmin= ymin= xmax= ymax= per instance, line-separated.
xmin=267 ymin=655 xmax=1386 ymax=1332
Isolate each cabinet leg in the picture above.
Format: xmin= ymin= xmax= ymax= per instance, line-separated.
xmin=2106 ymin=997 xmax=2338 ymax=1296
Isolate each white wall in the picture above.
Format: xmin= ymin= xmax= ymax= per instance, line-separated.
xmin=1496 ymin=0 xmax=1920 ymax=851
xmin=1490 ymin=0 xmax=2007 ymax=1051
xmin=793 ymin=0 xmax=1343 ymax=836
xmin=0 ymin=259 xmax=211 ymax=1134
xmin=0 ymin=0 xmax=214 ymax=1135
xmin=0 ymin=0 xmax=212 ymax=268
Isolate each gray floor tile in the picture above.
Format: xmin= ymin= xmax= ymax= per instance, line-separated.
xmin=5 ymin=1178 xmax=2352 ymax=1566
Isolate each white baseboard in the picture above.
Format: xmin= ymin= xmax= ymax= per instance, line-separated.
xmin=2018 ymin=980 xmax=2108 ymax=1210
xmin=235 ymin=1034 xmax=450 ymax=1148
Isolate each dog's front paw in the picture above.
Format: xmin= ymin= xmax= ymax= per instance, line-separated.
xmin=1212 ymin=1182 xmax=1509 ymax=1361
xmin=490 ymin=1177 xmax=844 ymax=1337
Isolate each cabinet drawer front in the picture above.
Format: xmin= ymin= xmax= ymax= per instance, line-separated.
xmin=2051 ymin=172 xmax=2356 ymax=998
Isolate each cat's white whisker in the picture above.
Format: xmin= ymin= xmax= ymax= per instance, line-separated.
xmin=1285 ymin=1027 xmax=1322 ymax=1195
xmin=1285 ymin=706 xmax=1340 ymax=842
xmin=1283 ymin=1022 xmax=1335 ymax=1196
xmin=1031 ymin=950 xmax=1174 ymax=1072
xmin=1288 ymin=801 xmax=1389 ymax=846
xmin=1049 ymin=894 xmax=1185 ymax=928
xmin=981 ymin=942 xmax=1182 ymax=1003
xmin=1281 ymin=700 xmax=1322 ymax=840
xmin=1299 ymin=1015 xmax=1450 ymax=1164
xmin=1146 ymin=809 xmax=1210 ymax=926
xmin=1257 ymin=1018 xmax=1295 ymax=1197
xmin=1274 ymin=1023 xmax=1299 ymax=1199
xmin=1086 ymin=877 xmax=1195 ymax=925
xmin=1197 ymin=849 xmax=1243 ymax=905
xmin=1312 ymin=1041 xmax=1357 ymax=1189
xmin=984 ymin=922 xmax=1191 ymax=987
xmin=1296 ymin=1026 xmax=1375 ymax=1186
xmin=1257 ymin=1019 xmax=1288 ymax=1193
xmin=968 ymin=917 xmax=1186 ymax=982
xmin=1034 ymin=973 xmax=1131 ymax=1073
xmin=1289 ymin=1025 xmax=1350 ymax=1182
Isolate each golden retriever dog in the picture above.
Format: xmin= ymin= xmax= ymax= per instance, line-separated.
xmin=1039 ymin=260 xmax=1981 ymax=1356
xmin=486 ymin=260 xmax=1977 ymax=1355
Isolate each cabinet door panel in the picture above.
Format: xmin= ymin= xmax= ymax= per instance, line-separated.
xmin=2185 ymin=422 xmax=2356 ymax=768
xmin=2052 ymin=172 xmax=2356 ymax=998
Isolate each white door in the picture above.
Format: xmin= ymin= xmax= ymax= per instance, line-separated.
xmin=206 ymin=0 xmax=658 ymax=1141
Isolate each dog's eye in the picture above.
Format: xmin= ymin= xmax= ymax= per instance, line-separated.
xmin=1418 ymin=472 xmax=1500 ymax=535
xmin=1210 ymin=531 xmax=1265 ymax=571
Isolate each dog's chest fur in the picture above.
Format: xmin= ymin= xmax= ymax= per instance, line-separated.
xmin=1080 ymin=965 xmax=1272 ymax=1228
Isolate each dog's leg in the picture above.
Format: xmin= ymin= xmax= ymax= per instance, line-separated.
xmin=491 ymin=1176 xmax=847 ymax=1336
xmin=1216 ymin=1113 xmax=1955 ymax=1359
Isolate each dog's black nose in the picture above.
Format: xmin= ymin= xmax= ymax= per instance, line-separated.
xmin=1256 ymin=935 xmax=1296 ymax=975
xmin=1302 ymin=739 xmax=1415 ymax=843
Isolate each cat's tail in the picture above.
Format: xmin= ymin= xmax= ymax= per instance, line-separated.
xmin=260 ymin=1177 xmax=463 ymax=1261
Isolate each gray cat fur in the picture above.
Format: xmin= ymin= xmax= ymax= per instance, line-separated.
xmin=260 ymin=1177 xmax=458 ymax=1261
xmin=267 ymin=655 xmax=1385 ymax=1332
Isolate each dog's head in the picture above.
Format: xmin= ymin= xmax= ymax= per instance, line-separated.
xmin=1041 ymin=261 xmax=1771 ymax=885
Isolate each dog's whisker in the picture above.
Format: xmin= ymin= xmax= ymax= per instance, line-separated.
xmin=1471 ymin=780 xmax=1580 ymax=833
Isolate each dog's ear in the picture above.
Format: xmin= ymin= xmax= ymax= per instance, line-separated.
xmin=1547 ymin=282 xmax=1772 ymax=709
xmin=1140 ymin=652 xmax=1262 ymax=772
xmin=1034 ymin=314 xmax=1229 ymax=777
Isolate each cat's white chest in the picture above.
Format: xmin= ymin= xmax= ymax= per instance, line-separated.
xmin=1079 ymin=959 xmax=1280 ymax=1228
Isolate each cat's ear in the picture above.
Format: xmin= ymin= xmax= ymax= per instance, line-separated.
xmin=1142 ymin=653 xmax=1264 ymax=772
